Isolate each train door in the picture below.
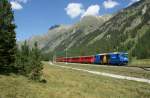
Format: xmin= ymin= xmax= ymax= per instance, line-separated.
xmin=94 ymin=55 xmax=101 ymax=64
xmin=102 ymin=55 xmax=107 ymax=64
xmin=101 ymin=55 xmax=110 ymax=64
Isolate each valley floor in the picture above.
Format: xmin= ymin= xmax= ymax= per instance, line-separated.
xmin=0 ymin=62 xmax=150 ymax=98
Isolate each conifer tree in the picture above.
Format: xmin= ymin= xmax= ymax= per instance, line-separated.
xmin=0 ymin=0 xmax=16 ymax=68
xmin=30 ymin=42 xmax=43 ymax=81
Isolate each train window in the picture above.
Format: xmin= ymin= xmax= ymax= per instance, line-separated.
xmin=111 ymin=55 xmax=117 ymax=59
xmin=122 ymin=54 xmax=128 ymax=58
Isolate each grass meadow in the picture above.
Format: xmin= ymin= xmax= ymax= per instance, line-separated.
xmin=0 ymin=63 xmax=150 ymax=98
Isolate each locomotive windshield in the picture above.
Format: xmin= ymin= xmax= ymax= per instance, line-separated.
xmin=121 ymin=53 xmax=128 ymax=58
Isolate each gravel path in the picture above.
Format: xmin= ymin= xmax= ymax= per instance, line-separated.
xmin=49 ymin=62 xmax=150 ymax=84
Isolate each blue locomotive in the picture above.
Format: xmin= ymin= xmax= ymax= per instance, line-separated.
xmin=94 ymin=52 xmax=128 ymax=65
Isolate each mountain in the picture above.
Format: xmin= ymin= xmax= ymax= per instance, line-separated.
xmin=26 ymin=15 xmax=112 ymax=52
xmin=24 ymin=0 xmax=150 ymax=60
xmin=26 ymin=25 xmax=71 ymax=51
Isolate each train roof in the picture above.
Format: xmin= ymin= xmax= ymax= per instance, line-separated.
xmin=57 ymin=52 xmax=128 ymax=58
xmin=97 ymin=52 xmax=128 ymax=55
xmin=62 ymin=55 xmax=94 ymax=58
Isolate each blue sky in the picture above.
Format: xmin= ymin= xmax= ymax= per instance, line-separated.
xmin=9 ymin=0 xmax=140 ymax=41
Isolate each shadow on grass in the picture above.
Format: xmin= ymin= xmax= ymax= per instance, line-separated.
xmin=0 ymin=66 xmax=18 ymax=75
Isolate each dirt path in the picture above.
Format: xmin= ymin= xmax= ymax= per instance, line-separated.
xmin=49 ymin=62 xmax=150 ymax=84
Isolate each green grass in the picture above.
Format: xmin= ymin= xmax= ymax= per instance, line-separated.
xmin=0 ymin=63 xmax=150 ymax=98
xmin=54 ymin=62 xmax=150 ymax=79
xmin=130 ymin=59 xmax=150 ymax=67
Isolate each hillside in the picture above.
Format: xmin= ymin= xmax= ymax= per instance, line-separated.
xmin=25 ymin=0 xmax=150 ymax=60
xmin=27 ymin=25 xmax=71 ymax=51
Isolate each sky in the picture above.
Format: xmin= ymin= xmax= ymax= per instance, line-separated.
xmin=9 ymin=0 xmax=140 ymax=41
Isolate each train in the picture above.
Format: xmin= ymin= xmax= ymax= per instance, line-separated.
xmin=56 ymin=52 xmax=128 ymax=65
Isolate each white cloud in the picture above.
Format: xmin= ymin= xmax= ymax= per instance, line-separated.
xmin=10 ymin=0 xmax=30 ymax=10
xmin=11 ymin=1 xmax=23 ymax=10
xmin=16 ymin=0 xmax=28 ymax=3
xmin=65 ymin=3 xmax=85 ymax=19
xmin=103 ymin=0 xmax=119 ymax=9
xmin=128 ymin=0 xmax=140 ymax=6
xmin=82 ymin=5 xmax=100 ymax=18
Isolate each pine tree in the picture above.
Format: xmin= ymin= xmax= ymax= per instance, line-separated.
xmin=30 ymin=42 xmax=43 ymax=81
xmin=0 ymin=0 xmax=16 ymax=69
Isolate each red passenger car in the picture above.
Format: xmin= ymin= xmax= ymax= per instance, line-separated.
xmin=56 ymin=56 xmax=95 ymax=64
xmin=80 ymin=56 xmax=95 ymax=63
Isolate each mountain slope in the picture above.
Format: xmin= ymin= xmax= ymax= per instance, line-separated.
xmin=26 ymin=15 xmax=112 ymax=53
xmin=83 ymin=0 xmax=150 ymax=59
